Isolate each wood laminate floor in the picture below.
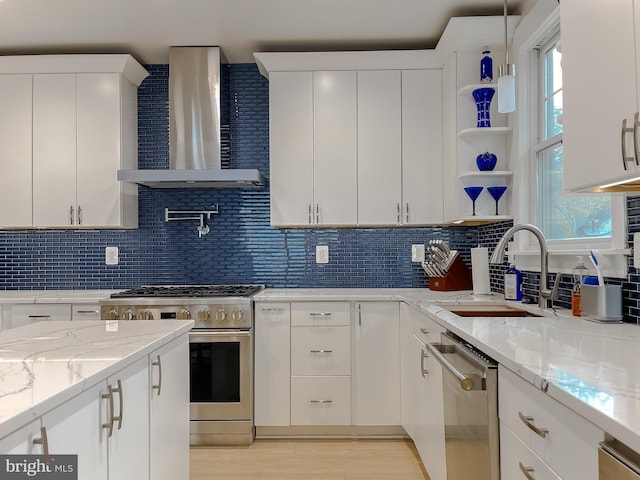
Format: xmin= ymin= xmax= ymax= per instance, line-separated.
xmin=190 ymin=439 xmax=431 ymax=480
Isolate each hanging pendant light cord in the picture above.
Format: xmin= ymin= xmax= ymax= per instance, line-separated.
xmin=503 ymin=0 xmax=509 ymax=66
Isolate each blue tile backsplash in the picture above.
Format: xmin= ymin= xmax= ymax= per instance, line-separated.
xmin=1 ymin=63 xmax=639 ymax=324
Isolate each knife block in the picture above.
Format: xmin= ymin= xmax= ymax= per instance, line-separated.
xmin=428 ymin=256 xmax=473 ymax=291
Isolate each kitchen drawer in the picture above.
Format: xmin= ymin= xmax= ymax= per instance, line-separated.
xmin=499 ymin=366 xmax=603 ymax=480
xmin=291 ymin=302 xmax=351 ymax=326
xmin=501 ymin=423 xmax=562 ymax=480
xmin=411 ymin=310 xmax=445 ymax=344
xmin=291 ymin=376 xmax=351 ymax=425
xmin=72 ymin=304 xmax=101 ymax=320
xmin=291 ymin=326 xmax=351 ymax=376
xmin=8 ymin=304 xmax=71 ymax=329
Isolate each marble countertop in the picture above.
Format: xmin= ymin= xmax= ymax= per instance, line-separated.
xmin=0 ymin=290 xmax=118 ymax=304
xmin=0 ymin=320 xmax=193 ymax=438
xmin=257 ymin=287 xmax=640 ymax=452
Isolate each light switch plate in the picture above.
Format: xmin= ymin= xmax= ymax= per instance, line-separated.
xmin=105 ymin=246 xmax=119 ymax=265
xmin=411 ymin=244 xmax=425 ymax=263
xmin=316 ymin=245 xmax=329 ymax=264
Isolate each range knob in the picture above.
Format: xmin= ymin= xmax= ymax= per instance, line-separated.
xmin=123 ymin=309 xmax=136 ymax=320
xmin=198 ymin=309 xmax=211 ymax=322
xmin=231 ymin=309 xmax=245 ymax=321
xmin=177 ymin=309 xmax=191 ymax=320
xmin=106 ymin=309 xmax=119 ymax=320
xmin=215 ymin=308 xmax=227 ymax=322
xmin=140 ymin=310 xmax=154 ymax=320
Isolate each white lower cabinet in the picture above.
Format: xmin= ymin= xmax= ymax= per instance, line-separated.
xmin=5 ymin=304 xmax=72 ymax=329
xmin=354 ymin=302 xmax=401 ymax=426
xmin=254 ymin=303 xmax=291 ymax=427
xmin=501 ymin=424 xmax=562 ymax=480
xmin=149 ymin=335 xmax=190 ymax=480
xmin=399 ymin=303 xmax=447 ymax=480
xmin=0 ymin=334 xmax=189 ymax=480
xmin=499 ymin=366 xmax=604 ymax=480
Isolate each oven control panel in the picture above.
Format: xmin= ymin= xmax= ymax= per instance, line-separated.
xmin=99 ymin=302 xmax=253 ymax=329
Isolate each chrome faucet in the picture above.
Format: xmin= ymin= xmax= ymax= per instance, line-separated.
xmin=489 ymin=223 xmax=555 ymax=310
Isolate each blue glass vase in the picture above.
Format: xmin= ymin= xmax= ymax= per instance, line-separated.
xmin=476 ymin=152 xmax=497 ymax=171
xmin=472 ymin=87 xmax=495 ymax=128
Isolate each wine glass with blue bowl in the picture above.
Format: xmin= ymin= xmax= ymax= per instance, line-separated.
xmin=464 ymin=186 xmax=484 ymax=216
xmin=487 ymin=186 xmax=508 ymax=215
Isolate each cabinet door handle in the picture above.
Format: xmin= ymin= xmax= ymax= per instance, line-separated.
xmin=622 ymin=118 xmax=635 ymax=170
xmin=308 ymin=204 xmax=312 ymax=224
xmin=420 ymin=328 xmax=429 ymax=335
xmin=112 ymin=379 xmax=123 ymax=430
xmin=78 ymin=205 xmax=83 ymax=226
xmin=358 ymin=303 xmax=362 ymax=326
xmin=316 ymin=204 xmax=320 ymax=224
xmin=518 ymin=462 xmax=535 ymax=480
xmin=518 ymin=411 xmax=549 ymax=438
xmin=70 ymin=206 xmax=75 ymax=225
xmin=406 ymin=203 xmax=410 ymax=223
xmin=310 ymin=400 xmax=333 ymax=404
xmin=102 ymin=385 xmax=115 ymax=437
xmin=310 ymin=349 xmax=333 ymax=353
xmin=32 ymin=426 xmax=49 ymax=454
xmin=152 ymin=355 xmax=162 ymax=396
xmin=633 ymin=112 xmax=640 ymax=165
xmin=397 ymin=203 xmax=401 ymax=224
xmin=420 ymin=348 xmax=428 ymax=378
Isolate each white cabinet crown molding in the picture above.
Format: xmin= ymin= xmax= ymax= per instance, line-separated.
xmin=253 ymin=50 xmax=442 ymax=78
xmin=0 ymin=55 xmax=149 ymax=86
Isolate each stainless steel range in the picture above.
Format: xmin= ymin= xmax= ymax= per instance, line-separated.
xmin=100 ymin=284 xmax=264 ymax=446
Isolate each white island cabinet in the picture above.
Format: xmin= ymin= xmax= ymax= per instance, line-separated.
xmin=0 ymin=321 xmax=191 ymax=480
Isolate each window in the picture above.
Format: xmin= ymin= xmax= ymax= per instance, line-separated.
xmin=533 ymin=34 xmax=612 ymax=242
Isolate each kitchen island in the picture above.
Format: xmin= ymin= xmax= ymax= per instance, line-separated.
xmin=0 ymin=319 xmax=192 ymax=480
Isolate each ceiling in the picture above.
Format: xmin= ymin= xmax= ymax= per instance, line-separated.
xmin=0 ymin=0 xmax=528 ymax=64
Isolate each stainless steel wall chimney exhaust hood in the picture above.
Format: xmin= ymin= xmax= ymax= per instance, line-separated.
xmin=118 ymin=46 xmax=265 ymax=188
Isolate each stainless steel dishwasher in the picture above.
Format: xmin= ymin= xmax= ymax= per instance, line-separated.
xmin=600 ymin=439 xmax=640 ymax=479
xmin=427 ymin=331 xmax=499 ymax=480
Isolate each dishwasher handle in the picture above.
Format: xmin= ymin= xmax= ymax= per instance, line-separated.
xmin=426 ymin=342 xmax=476 ymax=391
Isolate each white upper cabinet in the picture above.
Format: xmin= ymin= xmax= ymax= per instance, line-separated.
xmin=402 ymin=69 xmax=443 ymax=224
xmin=357 ymin=70 xmax=403 ymax=225
xmin=269 ymin=72 xmax=314 ymax=226
xmin=0 ymin=55 xmax=147 ymax=228
xmin=561 ymin=0 xmax=640 ymax=192
xmin=257 ymin=50 xmax=444 ymax=227
xmin=313 ymin=71 xmax=358 ymax=225
xmin=0 ymin=75 xmax=32 ymax=227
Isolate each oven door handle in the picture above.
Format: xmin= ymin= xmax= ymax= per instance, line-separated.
xmin=189 ymin=330 xmax=251 ymax=341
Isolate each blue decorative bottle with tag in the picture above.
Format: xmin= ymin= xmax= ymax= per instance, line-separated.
xmin=480 ymin=50 xmax=493 ymax=83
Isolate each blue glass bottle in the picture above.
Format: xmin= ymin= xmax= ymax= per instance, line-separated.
xmin=480 ymin=50 xmax=493 ymax=83
xmin=504 ymin=264 xmax=523 ymax=301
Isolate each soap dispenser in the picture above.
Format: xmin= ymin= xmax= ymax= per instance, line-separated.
xmin=572 ymin=258 xmax=588 ymax=316
xmin=504 ymin=264 xmax=522 ymax=301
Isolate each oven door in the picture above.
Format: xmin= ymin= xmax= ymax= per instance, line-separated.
xmin=189 ymin=329 xmax=252 ymax=421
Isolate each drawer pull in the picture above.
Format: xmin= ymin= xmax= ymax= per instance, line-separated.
xmin=32 ymin=426 xmax=49 ymax=455
xmin=310 ymin=349 xmax=333 ymax=353
xmin=518 ymin=462 xmax=535 ymax=480
xmin=28 ymin=315 xmax=51 ymax=319
xmin=76 ymin=310 xmax=100 ymax=314
xmin=261 ymin=308 xmax=285 ymax=312
xmin=310 ymin=400 xmax=333 ymax=404
xmin=518 ymin=411 xmax=549 ymax=438
xmin=309 ymin=312 xmax=332 ymax=317
xmin=420 ymin=328 xmax=429 ymax=335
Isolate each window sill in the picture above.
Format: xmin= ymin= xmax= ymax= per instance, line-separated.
xmin=507 ymin=248 xmax=630 ymax=279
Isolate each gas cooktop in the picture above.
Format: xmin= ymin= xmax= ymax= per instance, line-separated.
xmin=110 ymin=285 xmax=264 ymax=299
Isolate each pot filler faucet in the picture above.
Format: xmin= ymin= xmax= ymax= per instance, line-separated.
xmin=489 ymin=223 xmax=556 ymax=310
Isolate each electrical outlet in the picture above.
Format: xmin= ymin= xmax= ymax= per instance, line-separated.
xmin=635 ymin=233 xmax=640 ymax=268
xmin=105 ymin=246 xmax=119 ymax=265
xmin=411 ymin=244 xmax=425 ymax=263
xmin=316 ymin=245 xmax=329 ymax=264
